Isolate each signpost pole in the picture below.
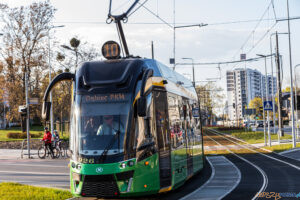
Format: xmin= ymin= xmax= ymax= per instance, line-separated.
xmin=25 ymin=72 xmax=30 ymax=158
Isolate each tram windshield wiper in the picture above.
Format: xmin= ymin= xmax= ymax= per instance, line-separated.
xmin=99 ymin=130 xmax=120 ymax=162
xmin=99 ymin=115 xmax=122 ymax=162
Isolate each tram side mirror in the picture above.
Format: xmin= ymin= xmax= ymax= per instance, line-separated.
xmin=137 ymin=141 xmax=155 ymax=152
xmin=137 ymin=97 xmax=147 ymax=117
xmin=42 ymin=101 xmax=51 ymax=121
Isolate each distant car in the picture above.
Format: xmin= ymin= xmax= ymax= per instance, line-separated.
xmin=256 ymin=120 xmax=274 ymax=128
xmin=256 ymin=121 xmax=264 ymax=128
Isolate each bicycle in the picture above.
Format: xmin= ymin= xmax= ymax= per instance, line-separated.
xmin=38 ymin=140 xmax=59 ymax=159
xmin=54 ymin=140 xmax=72 ymax=158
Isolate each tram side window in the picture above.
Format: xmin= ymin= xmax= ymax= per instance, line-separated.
xmin=192 ymin=102 xmax=202 ymax=145
xmin=178 ymin=97 xmax=187 ymax=148
xmin=168 ymin=94 xmax=184 ymax=150
xmin=155 ymin=91 xmax=170 ymax=152
xmin=135 ymin=93 xmax=157 ymax=161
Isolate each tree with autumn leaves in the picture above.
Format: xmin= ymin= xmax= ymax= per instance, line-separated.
xmin=0 ymin=2 xmax=100 ymax=126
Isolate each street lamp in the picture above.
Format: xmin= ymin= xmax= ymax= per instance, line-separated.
xmin=173 ymin=23 xmax=207 ymax=70
xmin=182 ymin=57 xmax=195 ymax=87
xmin=0 ymin=33 xmax=5 ymax=129
xmin=48 ymin=25 xmax=65 ymax=137
xmin=286 ymin=0 xmax=296 ymax=148
xmin=294 ymin=64 xmax=300 ymax=138
xmin=257 ymin=54 xmax=271 ymax=146
xmin=270 ymin=32 xmax=288 ymax=137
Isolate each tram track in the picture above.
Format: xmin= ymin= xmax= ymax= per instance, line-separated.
xmin=208 ymin=128 xmax=300 ymax=170
xmin=206 ymin=128 xmax=300 ymax=200
xmin=204 ymin=129 xmax=268 ymax=200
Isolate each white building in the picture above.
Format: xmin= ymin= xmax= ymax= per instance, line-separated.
xmin=226 ymin=68 xmax=277 ymax=122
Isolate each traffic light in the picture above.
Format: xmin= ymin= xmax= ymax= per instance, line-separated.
xmin=233 ymin=103 xmax=235 ymax=108
xmin=259 ymin=107 xmax=263 ymax=112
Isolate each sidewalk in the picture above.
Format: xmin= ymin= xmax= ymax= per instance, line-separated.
xmin=0 ymin=149 xmax=40 ymax=159
xmin=0 ymin=149 xmax=23 ymax=159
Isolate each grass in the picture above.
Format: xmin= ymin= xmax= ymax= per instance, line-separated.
xmin=263 ymin=143 xmax=300 ymax=153
xmin=0 ymin=182 xmax=72 ymax=200
xmin=0 ymin=126 xmax=43 ymax=141
xmin=0 ymin=126 xmax=69 ymax=141
xmin=223 ymin=130 xmax=293 ymax=144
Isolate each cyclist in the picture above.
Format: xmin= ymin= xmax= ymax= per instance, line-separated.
xmin=53 ymin=130 xmax=60 ymax=148
xmin=42 ymin=127 xmax=54 ymax=158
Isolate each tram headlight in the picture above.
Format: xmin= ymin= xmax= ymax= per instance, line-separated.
xmin=120 ymin=163 xmax=126 ymax=168
xmin=76 ymin=164 xmax=81 ymax=170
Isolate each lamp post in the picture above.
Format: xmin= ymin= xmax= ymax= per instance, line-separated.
xmin=182 ymin=57 xmax=195 ymax=87
xmin=48 ymin=25 xmax=65 ymax=136
xmin=270 ymin=32 xmax=288 ymax=137
xmin=172 ymin=23 xmax=207 ymax=70
xmin=286 ymin=0 xmax=296 ymax=148
xmin=0 ymin=33 xmax=5 ymax=129
xmin=257 ymin=54 xmax=271 ymax=146
xmin=294 ymin=64 xmax=300 ymax=138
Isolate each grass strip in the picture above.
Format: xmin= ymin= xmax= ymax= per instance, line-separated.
xmin=263 ymin=143 xmax=300 ymax=153
xmin=0 ymin=182 xmax=72 ymax=200
xmin=223 ymin=130 xmax=292 ymax=144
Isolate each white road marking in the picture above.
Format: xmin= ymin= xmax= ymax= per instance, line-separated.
xmin=211 ymin=129 xmax=300 ymax=171
xmin=180 ymin=157 xmax=215 ymax=200
xmin=0 ymin=170 xmax=69 ymax=175
xmin=278 ymin=148 xmax=300 ymax=155
xmin=0 ymin=163 xmax=67 ymax=168
xmin=205 ymin=132 xmax=268 ymax=200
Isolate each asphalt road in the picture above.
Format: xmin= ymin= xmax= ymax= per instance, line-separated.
xmin=0 ymin=158 xmax=70 ymax=189
xmin=2 ymin=130 xmax=300 ymax=200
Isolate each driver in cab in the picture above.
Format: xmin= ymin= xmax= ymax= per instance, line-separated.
xmin=97 ymin=115 xmax=123 ymax=135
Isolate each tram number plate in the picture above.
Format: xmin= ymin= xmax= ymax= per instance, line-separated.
xmin=79 ymin=157 xmax=95 ymax=164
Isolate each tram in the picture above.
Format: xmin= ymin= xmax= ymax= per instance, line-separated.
xmin=43 ymin=56 xmax=204 ymax=197
xmin=41 ymin=1 xmax=204 ymax=198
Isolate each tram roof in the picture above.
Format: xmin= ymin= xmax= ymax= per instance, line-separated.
xmin=78 ymin=58 xmax=197 ymax=99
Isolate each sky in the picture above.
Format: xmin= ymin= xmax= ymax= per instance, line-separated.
xmin=1 ymin=0 xmax=300 ymax=102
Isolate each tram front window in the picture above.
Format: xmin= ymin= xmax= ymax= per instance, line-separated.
xmin=77 ymin=94 xmax=130 ymax=157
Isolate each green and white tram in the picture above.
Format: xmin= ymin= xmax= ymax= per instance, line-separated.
xmin=41 ymin=1 xmax=204 ymax=198
xmin=42 ymin=55 xmax=204 ymax=197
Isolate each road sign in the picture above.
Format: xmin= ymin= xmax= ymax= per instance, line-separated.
xmin=29 ymin=98 xmax=39 ymax=105
xmin=263 ymin=101 xmax=273 ymax=111
xmin=169 ymin=58 xmax=175 ymax=64
xmin=192 ymin=108 xmax=200 ymax=118
xmin=245 ymin=108 xmax=256 ymax=115
xmin=240 ymin=53 xmax=246 ymax=60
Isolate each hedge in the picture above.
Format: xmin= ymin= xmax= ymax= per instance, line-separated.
xmin=7 ymin=132 xmax=42 ymax=139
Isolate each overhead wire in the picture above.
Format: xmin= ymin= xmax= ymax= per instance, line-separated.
xmin=127 ymin=0 xmax=149 ymax=18
xmin=230 ymin=0 xmax=274 ymax=61
xmin=218 ymin=0 xmax=278 ymax=82
xmin=111 ymin=0 xmax=132 ymax=13
xmin=136 ymin=1 xmax=173 ymax=28
xmin=50 ymin=16 xmax=300 ymax=26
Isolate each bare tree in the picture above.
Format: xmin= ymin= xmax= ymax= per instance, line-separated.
xmin=196 ymin=82 xmax=224 ymax=125
xmin=0 ymin=1 xmax=56 ymax=121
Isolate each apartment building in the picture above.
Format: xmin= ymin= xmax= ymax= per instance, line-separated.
xmin=226 ymin=68 xmax=277 ymax=122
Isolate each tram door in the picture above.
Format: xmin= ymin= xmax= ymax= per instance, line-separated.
xmin=154 ymin=91 xmax=172 ymax=188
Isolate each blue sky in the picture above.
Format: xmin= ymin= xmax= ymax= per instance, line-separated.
xmin=1 ymin=0 xmax=300 ymax=92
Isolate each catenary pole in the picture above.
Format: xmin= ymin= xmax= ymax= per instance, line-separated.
xmin=287 ymin=0 xmax=296 ymax=148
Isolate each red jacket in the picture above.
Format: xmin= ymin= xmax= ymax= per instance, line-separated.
xmin=42 ymin=131 xmax=52 ymax=144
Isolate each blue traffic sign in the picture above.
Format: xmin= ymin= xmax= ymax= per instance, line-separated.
xmin=192 ymin=108 xmax=200 ymax=118
xmin=263 ymin=101 xmax=273 ymax=111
